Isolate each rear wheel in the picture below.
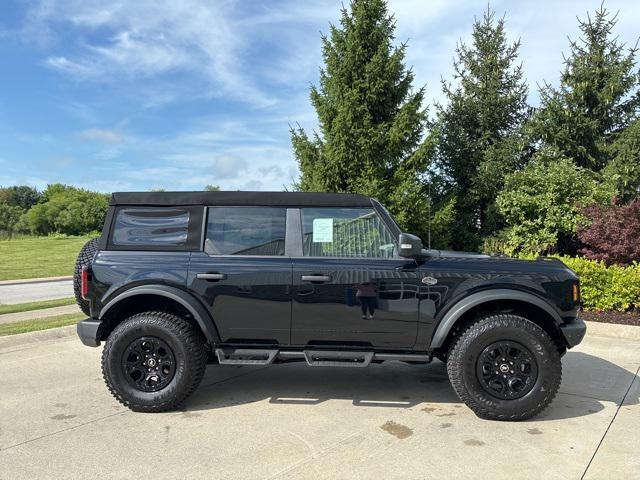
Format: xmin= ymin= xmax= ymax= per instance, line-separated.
xmin=101 ymin=311 xmax=207 ymax=412
xmin=73 ymin=237 xmax=98 ymax=316
xmin=446 ymin=313 xmax=561 ymax=421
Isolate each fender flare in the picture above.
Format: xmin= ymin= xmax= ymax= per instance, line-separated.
xmin=429 ymin=289 xmax=562 ymax=349
xmin=99 ymin=285 xmax=220 ymax=343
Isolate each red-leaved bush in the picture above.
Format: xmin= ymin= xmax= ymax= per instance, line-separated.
xmin=578 ymin=199 xmax=640 ymax=266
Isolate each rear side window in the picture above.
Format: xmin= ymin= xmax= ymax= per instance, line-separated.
xmin=112 ymin=208 xmax=190 ymax=247
xmin=206 ymin=207 xmax=286 ymax=256
xmin=301 ymin=207 xmax=396 ymax=258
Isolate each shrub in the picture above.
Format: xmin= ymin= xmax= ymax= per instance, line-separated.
xmin=578 ymin=199 xmax=640 ymax=266
xmin=558 ymin=256 xmax=640 ymax=311
xmin=495 ymin=149 xmax=615 ymax=255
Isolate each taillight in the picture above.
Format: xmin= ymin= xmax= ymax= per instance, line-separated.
xmin=81 ymin=267 xmax=90 ymax=300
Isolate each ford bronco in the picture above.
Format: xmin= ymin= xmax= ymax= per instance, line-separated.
xmin=75 ymin=191 xmax=586 ymax=420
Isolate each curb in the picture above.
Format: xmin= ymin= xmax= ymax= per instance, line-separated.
xmin=0 ymin=324 xmax=77 ymax=350
xmin=0 ymin=304 xmax=80 ymax=325
xmin=0 ymin=276 xmax=73 ymax=286
xmin=584 ymin=320 xmax=640 ymax=341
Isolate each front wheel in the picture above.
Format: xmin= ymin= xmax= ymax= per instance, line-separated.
xmin=101 ymin=311 xmax=207 ymax=412
xmin=447 ymin=314 xmax=562 ymax=421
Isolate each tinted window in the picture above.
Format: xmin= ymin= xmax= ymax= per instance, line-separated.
xmin=301 ymin=208 xmax=395 ymax=258
xmin=206 ymin=207 xmax=286 ymax=256
xmin=112 ymin=208 xmax=189 ymax=247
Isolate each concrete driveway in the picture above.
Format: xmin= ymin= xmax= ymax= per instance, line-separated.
xmin=0 ymin=326 xmax=638 ymax=479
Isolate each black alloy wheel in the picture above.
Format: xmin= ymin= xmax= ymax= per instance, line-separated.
xmin=446 ymin=313 xmax=562 ymax=421
xmin=101 ymin=311 xmax=207 ymax=412
xmin=122 ymin=336 xmax=176 ymax=392
xmin=476 ymin=340 xmax=538 ymax=400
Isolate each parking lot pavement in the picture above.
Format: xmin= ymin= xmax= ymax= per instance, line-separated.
xmin=0 ymin=279 xmax=73 ymax=305
xmin=0 ymin=330 xmax=638 ymax=480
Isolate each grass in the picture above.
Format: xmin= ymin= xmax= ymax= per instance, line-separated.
xmin=0 ymin=297 xmax=76 ymax=315
xmin=0 ymin=234 xmax=95 ymax=281
xmin=0 ymin=312 xmax=84 ymax=336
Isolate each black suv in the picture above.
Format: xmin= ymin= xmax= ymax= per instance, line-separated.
xmin=76 ymin=191 xmax=586 ymax=420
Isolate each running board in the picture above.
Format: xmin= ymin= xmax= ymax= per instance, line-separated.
xmin=215 ymin=348 xmax=278 ymax=365
xmin=214 ymin=348 xmax=432 ymax=366
xmin=303 ymin=350 xmax=374 ymax=367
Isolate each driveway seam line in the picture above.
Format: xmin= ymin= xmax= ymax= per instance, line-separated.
xmin=580 ymin=365 xmax=639 ymax=480
xmin=0 ymin=411 xmax=125 ymax=452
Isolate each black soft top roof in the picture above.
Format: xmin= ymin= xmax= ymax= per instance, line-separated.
xmin=109 ymin=191 xmax=373 ymax=207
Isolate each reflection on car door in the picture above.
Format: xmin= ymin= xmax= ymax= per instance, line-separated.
xmin=290 ymin=207 xmax=422 ymax=349
xmin=292 ymin=258 xmax=422 ymax=348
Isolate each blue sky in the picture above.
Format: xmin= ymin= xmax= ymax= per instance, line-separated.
xmin=0 ymin=0 xmax=638 ymax=193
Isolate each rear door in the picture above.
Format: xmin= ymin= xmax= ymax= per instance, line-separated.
xmin=290 ymin=207 xmax=421 ymax=349
xmin=188 ymin=207 xmax=292 ymax=345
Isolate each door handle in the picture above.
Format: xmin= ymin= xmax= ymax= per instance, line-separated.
xmin=196 ymin=273 xmax=227 ymax=281
xmin=301 ymin=275 xmax=331 ymax=283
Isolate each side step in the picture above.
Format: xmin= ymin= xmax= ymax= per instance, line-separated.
xmin=303 ymin=350 xmax=374 ymax=367
xmin=215 ymin=348 xmax=278 ymax=365
xmin=214 ymin=348 xmax=432 ymax=366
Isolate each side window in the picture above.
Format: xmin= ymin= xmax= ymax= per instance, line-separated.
xmin=112 ymin=208 xmax=189 ymax=247
xmin=301 ymin=208 xmax=396 ymax=258
xmin=206 ymin=207 xmax=286 ymax=256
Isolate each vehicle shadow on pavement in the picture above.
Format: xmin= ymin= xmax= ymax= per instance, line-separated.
xmin=187 ymin=360 xmax=456 ymax=411
xmin=537 ymin=351 xmax=639 ymax=422
xmin=183 ymin=351 xmax=638 ymax=422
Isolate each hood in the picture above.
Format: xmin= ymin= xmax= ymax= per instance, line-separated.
xmin=428 ymin=250 xmax=574 ymax=276
xmin=435 ymin=250 xmax=491 ymax=259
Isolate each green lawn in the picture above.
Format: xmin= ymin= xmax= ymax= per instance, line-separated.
xmin=0 ymin=312 xmax=84 ymax=336
xmin=0 ymin=297 xmax=76 ymax=315
xmin=0 ymin=235 xmax=95 ymax=281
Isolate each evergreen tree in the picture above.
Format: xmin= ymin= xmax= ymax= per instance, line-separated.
xmin=531 ymin=6 xmax=640 ymax=171
xmin=431 ymin=8 xmax=529 ymax=251
xmin=291 ymin=0 xmax=430 ymax=237
xmin=604 ymin=118 xmax=640 ymax=200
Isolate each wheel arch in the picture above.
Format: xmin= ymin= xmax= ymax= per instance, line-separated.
xmin=98 ymin=285 xmax=220 ymax=344
xmin=429 ymin=289 xmax=564 ymax=352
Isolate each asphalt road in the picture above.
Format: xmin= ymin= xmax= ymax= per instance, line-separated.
xmin=0 ymin=279 xmax=73 ymax=305
xmin=0 ymin=327 xmax=638 ymax=479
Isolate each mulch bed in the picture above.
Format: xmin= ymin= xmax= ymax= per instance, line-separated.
xmin=581 ymin=310 xmax=640 ymax=326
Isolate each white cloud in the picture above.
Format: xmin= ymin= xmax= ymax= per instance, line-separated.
xmin=80 ymin=128 xmax=124 ymax=144
xmin=213 ymin=155 xmax=247 ymax=178
xmin=29 ymin=0 xmax=276 ymax=107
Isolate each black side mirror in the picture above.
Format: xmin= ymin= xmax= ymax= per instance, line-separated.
xmin=398 ymin=233 xmax=423 ymax=258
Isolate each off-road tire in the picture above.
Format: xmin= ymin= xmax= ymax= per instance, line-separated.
xmin=447 ymin=313 xmax=562 ymax=421
xmin=73 ymin=237 xmax=99 ymax=316
xmin=101 ymin=311 xmax=208 ymax=412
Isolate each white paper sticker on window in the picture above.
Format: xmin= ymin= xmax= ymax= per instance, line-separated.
xmin=312 ymin=218 xmax=333 ymax=243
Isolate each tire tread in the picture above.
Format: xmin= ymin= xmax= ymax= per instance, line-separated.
xmin=446 ymin=313 xmax=562 ymax=421
xmin=101 ymin=311 xmax=207 ymax=413
xmin=73 ymin=238 xmax=99 ymax=316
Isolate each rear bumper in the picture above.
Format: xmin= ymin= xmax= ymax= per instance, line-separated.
xmin=560 ymin=315 xmax=587 ymax=348
xmin=77 ymin=318 xmax=102 ymax=347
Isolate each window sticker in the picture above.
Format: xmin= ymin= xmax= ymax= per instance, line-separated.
xmin=312 ymin=218 xmax=333 ymax=242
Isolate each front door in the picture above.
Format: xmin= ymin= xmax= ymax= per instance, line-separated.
xmin=188 ymin=206 xmax=291 ymax=345
xmin=291 ymin=207 xmax=421 ymax=349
